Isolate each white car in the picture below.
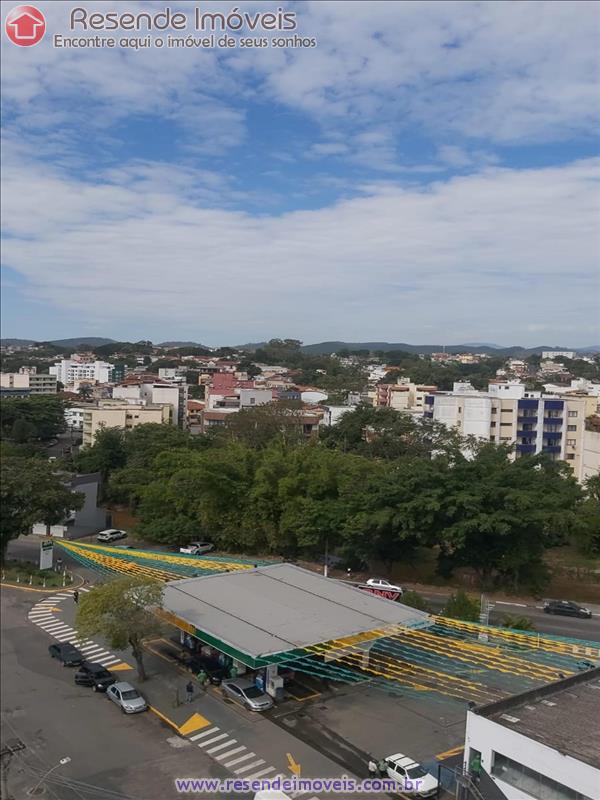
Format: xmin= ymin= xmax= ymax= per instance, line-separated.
xmin=97 ymin=529 xmax=127 ymax=543
xmin=382 ymin=753 xmax=438 ymax=797
xmin=106 ymin=681 xmax=148 ymax=714
xmin=179 ymin=541 xmax=215 ymax=555
xmin=366 ymin=578 xmax=404 ymax=594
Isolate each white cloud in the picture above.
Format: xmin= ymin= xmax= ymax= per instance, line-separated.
xmin=2 ymin=146 xmax=598 ymax=344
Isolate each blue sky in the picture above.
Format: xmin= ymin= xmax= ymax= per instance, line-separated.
xmin=1 ymin=0 xmax=599 ymax=346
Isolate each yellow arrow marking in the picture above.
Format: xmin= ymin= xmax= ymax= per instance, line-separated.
xmin=110 ymin=662 xmax=133 ymax=671
xmin=178 ymin=713 xmax=211 ymax=736
xmin=287 ymin=753 xmax=301 ymax=777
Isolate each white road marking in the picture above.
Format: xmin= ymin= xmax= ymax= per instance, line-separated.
xmin=189 ymin=727 xmax=220 ymax=741
xmin=234 ymin=759 xmax=265 ymax=775
xmin=224 ymin=752 xmax=256 ymax=768
xmin=243 ymin=766 xmax=276 ymax=781
xmin=29 ymin=614 xmax=55 ymax=622
xmin=215 ymin=745 xmax=246 ymax=761
xmin=98 ymin=657 xmax=121 ymax=667
xmin=206 ymin=739 xmax=237 ymax=755
xmin=80 ymin=645 xmax=104 ymax=654
xmin=198 ymin=733 xmax=229 ymax=748
xmin=39 ymin=623 xmax=71 ymax=632
xmin=496 ymin=601 xmax=528 ymax=608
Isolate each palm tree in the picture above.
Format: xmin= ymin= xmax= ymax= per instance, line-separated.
xmin=77 ymin=384 xmax=93 ymax=400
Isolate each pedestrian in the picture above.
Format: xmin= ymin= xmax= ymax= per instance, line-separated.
xmin=56 ymin=557 xmax=63 ymax=574
xmin=229 ymin=664 xmax=238 ymax=680
xmin=73 ymin=589 xmax=79 ymax=604
xmin=368 ymin=757 xmax=378 ymax=778
xmin=185 ymin=680 xmax=194 ymax=703
xmin=196 ymin=669 xmax=208 ymax=689
xmin=377 ymin=758 xmax=387 ymax=778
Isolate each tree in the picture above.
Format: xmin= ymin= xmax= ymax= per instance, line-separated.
xmin=10 ymin=417 xmax=37 ymax=443
xmin=76 ymin=575 xmax=163 ymax=681
xmin=0 ymin=396 xmax=66 ymax=441
xmin=443 ymin=590 xmax=480 ymax=622
xmin=501 ymin=614 xmax=535 ymax=631
xmin=0 ymin=457 xmax=83 ymax=559
xmin=574 ymin=474 xmax=600 ymax=555
xmin=73 ymin=426 xmax=127 ymax=482
xmin=77 ymin=384 xmax=93 ymax=400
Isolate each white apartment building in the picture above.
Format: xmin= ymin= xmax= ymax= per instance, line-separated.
xmin=541 ymin=350 xmax=576 ymax=360
xmin=206 ymin=387 xmax=274 ymax=413
xmin=463 ymin=669 xmax=599 ymax=800
xmin=0 ymin=372 xmax=58 ymax=394
xmin=50 ymin=358 xmax=113 ymax=387
xmin=423 ymin=381 xmax=599 ymax=478
xmin=158 ymin=367 xmax=187 ymax=381
xmin=81 ymin=402 xmax=171 ymax=447
xmin=64 ymin=406 xmax=87 ymax=431
xmin=111 ymin=381 xmax=188 ymax=428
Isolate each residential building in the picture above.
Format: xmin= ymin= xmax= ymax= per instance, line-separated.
xmin=376 ymin=379 xmax=437 ymax=412
xmin=158 ymin=367 xmax=187 ymax=381
xmin=423 ymin=381 xmax=599 ymax=477
xmin=49 ymin=357 xmax=113 ymax=387
xmin=463 ymin=669 xmax=600 ymax=800
xmin=541 ymin=350 xmax=576 ymax=360
xmin=64 ymin=406 xmax=87 ymax=431
xmin=0 ymin=371 xmax=58 ymax=394
xmin=81 ymin=402 xmax=171 ymax=447
xmin=580 ymin=416 xmax=600 ymax=483
xmin=112 ymin=379 xmax=188 ymax=428
xmin=31 ymin=472 xmax=107 ymax=539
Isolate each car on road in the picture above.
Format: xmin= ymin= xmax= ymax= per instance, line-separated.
xmin=49 ymin=642 xmax=84 ymax=667
xmin=97 ymin=529 xmax=127 ymax=543
xmin=221 ymin=678 xmax=274 ymax=711
xmin=543 ymin=600 xmax=592 ymax=619
xmin=382 ymin=753 xmax=438 ymax=797
xmin=366 ymin=578 xmax=404 ymax=594
xmin=74 ymin=662 xmax=116 ymax=692
xmin=179 ymin=541 xmax=215 ymax=555
xmin=106 ymin=681 xmax=148 ymax=714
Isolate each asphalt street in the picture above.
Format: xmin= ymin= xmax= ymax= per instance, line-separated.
xmin=0 ymin=589 xmax=247 ymax=800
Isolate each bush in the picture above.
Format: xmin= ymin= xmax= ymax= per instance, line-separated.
xmin=443 ymin=590 xmax=480 ymax=622
xmin=500 ymin=614 xmax=535 ymax=631
xmin=401 ymin=590 xmax=432 ymax=613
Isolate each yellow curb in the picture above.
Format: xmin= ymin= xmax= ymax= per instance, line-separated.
xmin=111 ymin=662 xmax=134 ymax=671
xmin=436 ymin=745 xmax=464 ymax=761
xmin=149 ymin=706 xmax=211 ymax=736
xmin=1 ymin=574 xmax=85 ymax=594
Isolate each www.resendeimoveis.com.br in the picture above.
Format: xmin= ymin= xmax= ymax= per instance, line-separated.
xmin=175 ymin=775 xmax=422 ymax=794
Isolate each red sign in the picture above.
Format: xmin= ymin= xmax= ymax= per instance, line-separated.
xmin=5 ymin=5 xmax=46 ymax=47
xmin=358 ymin=585 xmax=402 ymax=602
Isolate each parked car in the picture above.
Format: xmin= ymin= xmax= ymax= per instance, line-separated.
xmin=97 ymin=529 xmax=127 ymax=543
xmin=74 ymin=662 xmax=116 ymax=692
xmin=106 ymin=681 xmax=148 ymax=714
xmin=543 ymin=600 xmax=592 ymax=619
xmin=221 ymin=678 xmax=274 ymax=711
xmin=49 ymin=642 xmax=83 ymax=667
xmin=366 ymin=578 xmax=404 ymax=594
xmin=381 ymin=753 xmax=438 ymax=797
xmin=179 ymin=541 xmax=214 ymax=555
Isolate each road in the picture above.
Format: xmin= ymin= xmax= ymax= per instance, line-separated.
xmin=0 ymin=589 xmax=242 ymax=800
xmin=415 ymin=590 xmax=600 ymax=642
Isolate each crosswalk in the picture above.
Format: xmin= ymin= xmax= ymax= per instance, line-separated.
xmin=187 ymin=724 xmax=320 ymax=800
xmin=27 ymin=589 xmax=131 ymax=670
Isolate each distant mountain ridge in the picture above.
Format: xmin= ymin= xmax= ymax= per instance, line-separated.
xmin=1 ymin=337 xmax=115 ymax=348
xmin=298 ymin=341 xmax=600 ymax=357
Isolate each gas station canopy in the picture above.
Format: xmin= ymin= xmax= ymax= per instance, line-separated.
xmin=162 ymin=563 xmax=431 ymax=666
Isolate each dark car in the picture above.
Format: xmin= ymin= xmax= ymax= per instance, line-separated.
xmin=543 ymin=600 xmax=592 ymax=619
xmin=74 ymin=661 xmax=116 ymax=692
xmin=189 ymin=655 xmax=228 ymax=685
xmin=49 ymin=642 xmax=84 ymax=666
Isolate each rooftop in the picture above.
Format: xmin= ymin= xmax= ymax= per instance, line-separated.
xmin=163 ymin=563 xmax=431 ymax=663
xmin=474 ymin=668 xmax=600 ymax=769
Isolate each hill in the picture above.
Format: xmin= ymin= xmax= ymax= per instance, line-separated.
xmin=299 ymin=341 xmax=599 ymax=357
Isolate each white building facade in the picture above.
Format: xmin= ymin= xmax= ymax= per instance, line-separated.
xmin=50 ymin=358 xmax=113 ymax=386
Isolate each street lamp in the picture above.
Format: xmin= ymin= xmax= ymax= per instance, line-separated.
xmin=29 ymin=757 xmax=71 ymax=795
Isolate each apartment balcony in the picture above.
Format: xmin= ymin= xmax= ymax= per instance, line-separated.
xmin=543 ymin=416 xmax=563 ymax=425
xmin=517 ymin=416 xmax=538 ymax=425
xmin=516 ymin=430 xmax=537 ymax=438
xmin=423 ymin=411 xmax=433 ymax=418
xmin=542 ymin=444 xmax=562 ymax=454
xmin=516 ymin=443 xmax=536 ymax=454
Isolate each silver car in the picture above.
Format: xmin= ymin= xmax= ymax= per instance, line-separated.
xmin=221 ymin=679 xmax=274 ymax=711
xmin=106 ymin=681 xmax=148 ymax=714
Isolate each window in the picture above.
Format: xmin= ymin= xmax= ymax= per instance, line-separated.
xmin=568 ymin=410 xmax=578 ymax=417
xmin=566 ymin=453 xmax=576 ymax=460
xmin=491 ymin=752 xmax=592 ymax=800
xmin=567 ymin=439 xmax=577 ymax=447
xmin=491 ymin=407 xmax=497 ymax=414
xmin=501 ymin=408 xmax=513 ymax=413
xmin=491 ymin=421 xmax=497 ymax=428
xmin=500 ymin=422 xmax=512 ymax=427
xmin=567 ymin=425 xmax=577 ymax=432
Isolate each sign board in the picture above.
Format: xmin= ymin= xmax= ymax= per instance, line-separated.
xmin=39 ymin=539 xmax=53 ymax=571
xmin=357 ymin=585 xmax=402 ymax=602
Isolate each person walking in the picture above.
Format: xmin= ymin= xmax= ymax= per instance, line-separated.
xmin=377 ymin=758 xmax=388 ymax=778
xmin=196 ymin=669 xmax=208 ymax=690
xmin=368 ymin=758 xmax=378 ymax=779
xmin=185 ymin=680 xmax=194 ymax=704
xmin=73 ymin=589 xmax=79 ymax=604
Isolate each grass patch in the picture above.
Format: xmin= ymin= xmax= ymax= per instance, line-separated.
xmin=1 ymin=559 xmax=74 ymax=588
